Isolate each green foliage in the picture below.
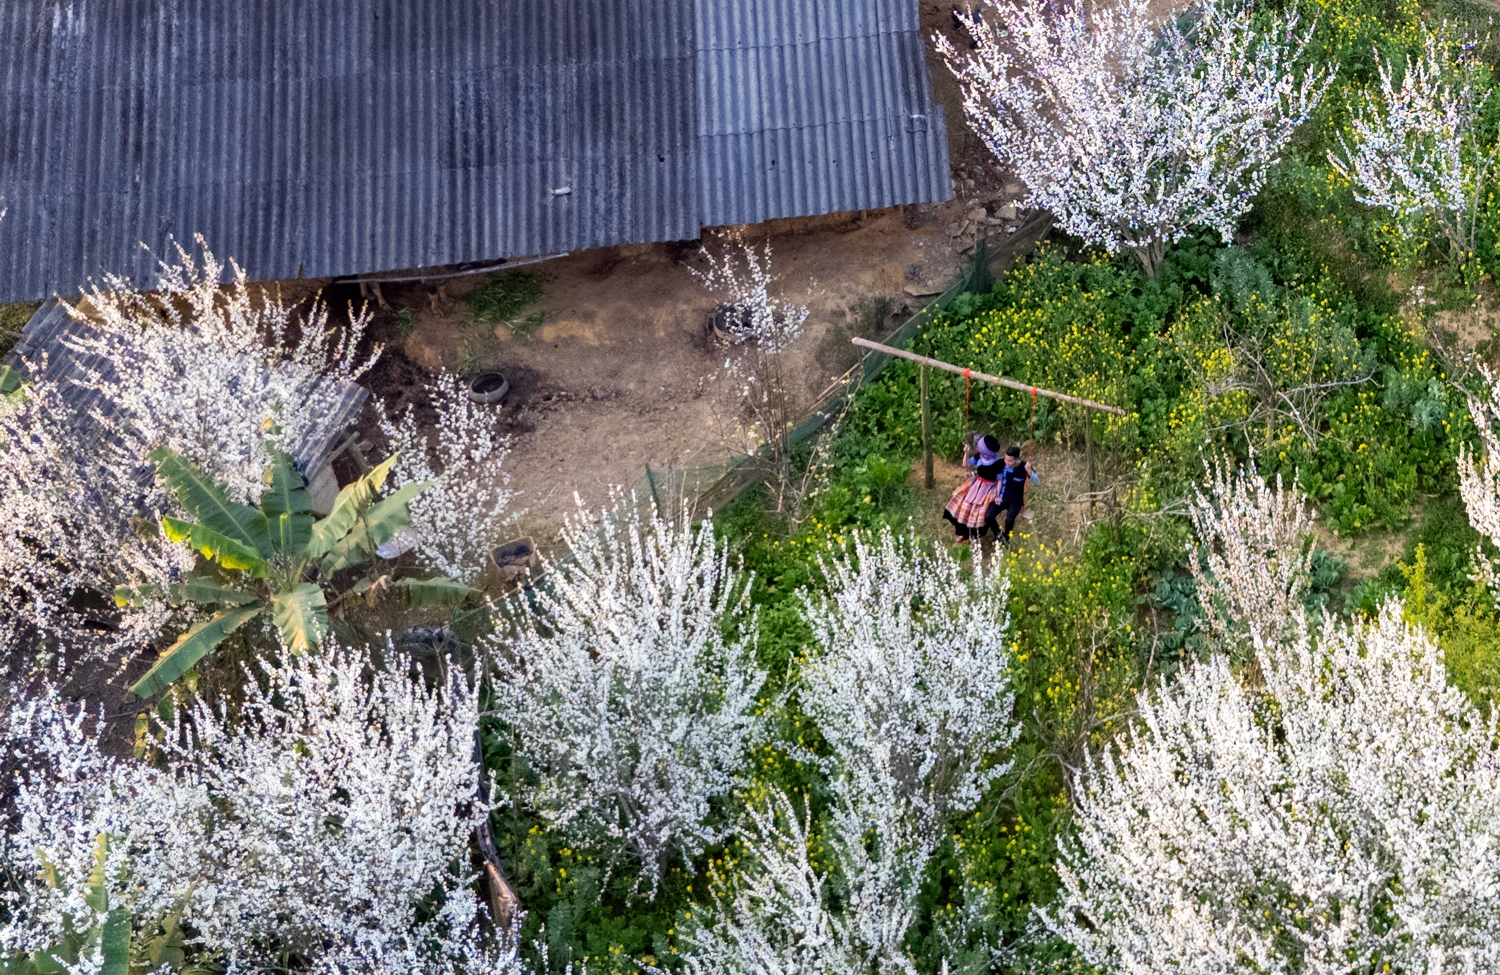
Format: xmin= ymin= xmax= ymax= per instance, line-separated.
xmin=126 ymin=450 xmax=467 ymax=698
xmin=464 ymin=271 xmax=547 ymax=349
xmin=466 ymin=271 xmax=545 ymax=324
xmin=0 ymin=300 xmax=41 ymax=360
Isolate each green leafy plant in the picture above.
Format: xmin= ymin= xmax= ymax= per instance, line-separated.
xmin=465 ymin=271 xmax=544 ymax=325
xmin=0 ymin=835 xmax=213 ymax=975
xmin=119 ymin=448 xmax=476 ymax=698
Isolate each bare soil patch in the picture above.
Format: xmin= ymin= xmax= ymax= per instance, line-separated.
xmin=350 ymin=209 xmax=985 ymax=550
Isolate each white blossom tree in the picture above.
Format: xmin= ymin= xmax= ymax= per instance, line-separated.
xmin=0 ymin=238 xmax=377 ymax=661
xmin=1458 ymin=368 xmax=1500 ymax=601
xmin=69 ymin=237 xmax=378 ymax=503
xmin=0 ymin=646 xmax=514 ymax=975
xmin=1048 ymin=603 xmax=1500 ymax=974
xmin=799 ymin=529 xmax=1017 ymax=833
xmin=378 ymin=370 xmax=515 ymax=584
xmin=678 ymin=790 xmax=929 ymax=975
xmin=692 ymin=234 xmax=818 ymax=516
xmin=1187 ymin=458 xmax=1316 ymax=653
xmin=940 ymin=0 xmax=1330 ymax=276
xmin=0 ymin=376 xmax=193 ymax=661
xmin=1331 ymin=29 xmax=1494 ymax=261
xmin=490 ymin=502 xmax=766 ymax=895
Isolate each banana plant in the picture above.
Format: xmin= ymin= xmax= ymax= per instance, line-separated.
xmin=119 ymin=447 xmax=478 ymax=698
xmin=2 ymin=835 xmax=128 ymax=975
xmin=0 ymin=836 xmax=212 ymax=975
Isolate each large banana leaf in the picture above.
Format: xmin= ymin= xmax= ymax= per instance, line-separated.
xmin=262 ymin=451 xmax=314 ymax=556
xmin=319 ymin=480 xmax=429 ymax=575
xmin=270 ymin=582 xmax=328 ymax=653
xmin=151 ymin=448 xmax=273 ymax=559
xmin=167 ymin=574 xmax=259 ymax=607
xmin=112 ymin=583 xmax=163 ymax=608
xmin=306 ymin=454 xmax=399 ymax=559
xmin=393 ymin=575 xmax=479 ymax=607
xmin=83 ymin=838 xmax=130 ymax=975
xmin=0 ymin=364 xmax=22 ymax=396
xmin=128 ymin=604 xmax=263 ymax=698
xmin=161 ymin=517 xmax=269 ymax=578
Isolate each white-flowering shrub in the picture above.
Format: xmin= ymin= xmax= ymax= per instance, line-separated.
xmin=0 ymin=647 xmax=510 ymax=975
xmin=692 ymin=235 xmax=808 ymax=355
xmin=939 ymin=0 xmax=1329 ymax=276
xmin=1331 ymin=29 xmax=1494 ymax=260
xmin=0 ymin=238 xmax=376 ymax=660
xmin=378 ymin=371 xmax=514 ymax=584
xmin=1458 ymin=368 xmax=1500 ymax=596
xmin=1188 ymin=458 xmax=1315 ymax=652
xmin=0 ymin=689 xmax=212 ymax=967
xmin=1048 ymin=603 xmax=1500 ymax=973
xmin=0 ymin=374 xmax=193 ymax=661
xmin=492 ymin=502 xmax=765 ymax=895
xmin=69 ymin=237 xmax=378 ymax=503
xmin=693 ymin=235 xmax=819 ymax=517
xmin=799 ymin=529 xmax=1017 ymax=832
xmin=679 ymin=789 xmax=929 ymax=975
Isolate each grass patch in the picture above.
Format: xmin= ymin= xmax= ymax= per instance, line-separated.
xmin=465 ymin=271 xmax=544 ymax=326
xmin=0 ymin=300 xmax=41 ymax=359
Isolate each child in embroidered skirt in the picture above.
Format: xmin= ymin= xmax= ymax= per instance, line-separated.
xmin=943 ymin=434 xmax=1004 ymax=543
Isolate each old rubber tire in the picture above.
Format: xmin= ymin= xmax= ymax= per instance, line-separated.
xmin=711 ymin=303 xmax=754 ymax=344
xmin=467 ymin=372 xmax=510 ymax=405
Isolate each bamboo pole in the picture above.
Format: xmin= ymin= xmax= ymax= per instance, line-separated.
xmin=849 ymin=337 xmax=1126 ymax=416
xmin=920 ymin=364 xmax=934 ymax=489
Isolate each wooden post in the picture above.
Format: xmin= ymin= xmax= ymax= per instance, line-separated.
xmin=920 ymin=364 xmax=934 ymax=489
xmin=645 ymin=462 xmax=663 ymax=516
xmin=1085 ymin=419 xmax=1096 ymax=518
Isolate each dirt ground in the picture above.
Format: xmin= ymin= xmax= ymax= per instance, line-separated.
xmin=351 ymin=201 xmax=1046 ymax=554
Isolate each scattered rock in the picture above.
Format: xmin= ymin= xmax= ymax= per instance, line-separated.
xmin=904 ymin=283 xmax=945 ymax=298
xmin=997 ymin=202 xmax=1019 ymax=220
xmin=967 ymin=207 xmax=987 ymax=223
xmin=945 ymin=222 xmax=966 ymax=237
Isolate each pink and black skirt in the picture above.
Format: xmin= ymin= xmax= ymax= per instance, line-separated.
xmin=944 ymin=475 xmax=998 ymax=529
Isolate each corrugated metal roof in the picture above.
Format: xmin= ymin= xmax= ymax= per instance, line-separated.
xmin=3 ymin=299 xmax=368 ymax=480
xmin=0 ymin=0 xmax=949 ymax=304
xmin=694 ymin=0 xmax=951 ymax=227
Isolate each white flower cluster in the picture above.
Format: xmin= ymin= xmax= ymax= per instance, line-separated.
xmin=0 ymin=372 xmax=193 ymax=660
xmin=940 ymin=0 xmax=1329 ymax=275
xmin=1331 ymin=29 xmax=1492 ymax=258
xmin=379 ymin=371 xmax=515 ymax=584
xmin=0 ymin=647 xmax=512 ymax=975
xmin=800 ymin=529 xmax=1017 ymax=832
xmin=491 ymin=502 xmax=766 ymax=894
xmin=1049 ymin=604 xmax=1500 ymax=973
xmin=0 ymin=239 xmax=376 ymax=659
xmin=681 ymin=791 xmax=927 ymax=975
xmin=692 ymin=235 xmax=808 ymax=355
xmin=1457 ymin=368 xmax=1500 ymax=595
xmin=1187 ymin=458 xmax=1315 ymax=652
xmin=71 ymin=238 xmax=378 ymax=503
xmin=682 ymin=531 xmax=1017 ymax=975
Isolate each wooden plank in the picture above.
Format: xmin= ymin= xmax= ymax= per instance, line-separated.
xmin=849 ymin=337 xmax=1126 ymax=416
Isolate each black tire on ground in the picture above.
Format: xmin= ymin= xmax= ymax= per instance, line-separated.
xmin=467 ymin=372 xmax=510 ymax=405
